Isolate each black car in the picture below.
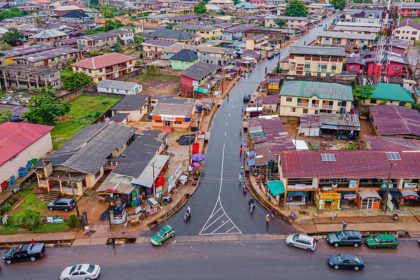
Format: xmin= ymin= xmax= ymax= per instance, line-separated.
xmin=327 ymin=230 xmax=363 ymax=247
xmin=3 ymin=243 xmax=45 ymax=264
xmin=327 ymin=253 xmax=364 ymax=270
xmin=48 ymin=197 xmax=75 ymax=211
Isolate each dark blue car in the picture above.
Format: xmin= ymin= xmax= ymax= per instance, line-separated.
xmin=327 ymin=253 xmax=364 ymax=271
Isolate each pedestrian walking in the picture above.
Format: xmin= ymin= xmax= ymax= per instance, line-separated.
xmin=111 ymin=238 xmax=116 ymax=249
xmin=342 ymin=221 xmax=348 ymax=231
xmin=265 ymin=67 xmax=267 ymax=74
xmin=330 ymin=211 xmax=335 ymax=221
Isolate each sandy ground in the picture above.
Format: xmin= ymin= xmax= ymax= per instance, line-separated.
xmin=127 ymin=75 xmax=181 ymax=97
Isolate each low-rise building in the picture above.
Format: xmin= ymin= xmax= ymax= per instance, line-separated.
xmin=77 ymin=32 xmax=118 ymax=51
xmin=278 ymin=150 xmax=420 ymax=208
xmin=32 ymin=29 xmax=69 ymax=45
xmin=317 ymin=31 xmax=376 ymax=49
xmin=108 ymin=29 xmax=135 ymax=45
xmin=279 ymin=80 xmax=353 ymax=117
xmin=0 ymin=122 xmax=53 ymax=189
xmin=174 ymin=24 xmax=223 ymax=40
xmin=0 ymin=65 xmax=61 ymax=91
xmin=141 ymin=40 xmax=176 ymax=60
xmin=369 ymin=105 xmax=420 ymax=139
xmin=36 ymin=122 xmax=136 ymax=196
xmin=144 ymin=28 xmax=194 ymax=44
xmin=245 ymin=34 xmax=269 ymax=50
xmin=149 ymin=97 xmax=196 ymax=130
xmin=399 ymin=2 xmax=420 ymax=18
xmin=72 ymin=53 xmax=136 ymax=83
xmin=170 ymin=49 xmax=199 ymax=70
xmin=222 ymin=24 xmax=256 ymax=41
xmin=299 ymin=113 xmax=360 ymax=139
xmin=13 ymin=47 xmax=82 ymax=68
xmin=0 ymin=44 xmax=54 ymax=65
xmin=181 ymin=61 xmax=220 ymax=97
xmin=97 ymin=80 xmax=143 ymax=95
xmin=269 ymin=16 xmax=308 ymax=30
xmin=112 ymin=95 xmax=148 ymax=122
xmin=288 ymin=46 xmax=346 ymax=77
xmin=364 ymin=83 xmax=415 ymax=107
xmin=394 ymin=19 xmax=420 ymax=43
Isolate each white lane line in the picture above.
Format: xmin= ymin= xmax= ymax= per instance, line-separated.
xmin=209 ymin=207 xmax=222 ymax=219
xmin=232 ymin=105 xmax=234 ymax=109
xmin=224 ymin=131 xmax=226 ymax=136
xmin=210 ymin=220 xmax=230 ymax=234
xmin=201 ymin=214 xmax=224 ymax=232
xmin=226 ymin=121 xmax=228 ymax=126
xmin=225 ymin=226 xmax=237 ymax=233
xmin=228 ymin=113 xmax=231 ymax=118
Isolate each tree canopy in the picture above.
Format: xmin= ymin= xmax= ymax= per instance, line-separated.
xmin=274 ymin=18 xmax=287 ymax=28
xmin=0 ymin=8 xmax=29 ymax=20
xmin=330 ymin=0 xmax=346 ymax=10
xmin=62 ymin=71 xmax=93 ymax=91
xmin=353 ymin=85 xmax=373 ymax=106
xmin=284 ymin=0 xmax=308 ymax=17
xmin=194 ymin=3 xmax=207 ymax=15
xmin=1 ymin=28 xmax=24 ymax=46
xmin=0 ymin=109 xmax=12 ymax=123
xmin=25 ymin=88 xmax=71 ymax=125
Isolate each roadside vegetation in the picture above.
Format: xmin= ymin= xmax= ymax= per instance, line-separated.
xmin=51 ymin=95 xmax=121 ymax=149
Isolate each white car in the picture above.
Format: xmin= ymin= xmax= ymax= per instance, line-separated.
xmin=286 ymin=234 xmax=316 ymax=252
xmin=60 ymin=264 xmax=101 ymax=280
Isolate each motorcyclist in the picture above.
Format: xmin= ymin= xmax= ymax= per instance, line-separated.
xmin=187 ymin=206 xmax=191 ymax=215
xmin=248 ymin=198 xmax=255 ymax=206
xmin=265 ymin=214 xmax=270 ymax=224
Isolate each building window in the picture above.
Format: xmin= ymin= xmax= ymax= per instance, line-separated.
xmin=393 ymin=65 xmax=399 ymax=70
xmin=155 ymin=120 xmax=162 ymax=123
xmin=370 ymin=99 xmax=377 ymax=104
xmin=291 ymin=108 xmax=296 ymax=112
xmin=331 ymin=63 xmax=336 ymax=72
xmin=286 ymin=97 xmax=292 ymax=102
xmin=303 ymin=109 xmax=308 ymax=113
xmin=350 ymin=65 xmax=356 ymax=70
xmin=174 ymin=121 xmax=182 ymax=124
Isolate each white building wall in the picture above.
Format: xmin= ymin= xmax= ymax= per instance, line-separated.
xmin=0 ymin=133 xmax=52 ymax=185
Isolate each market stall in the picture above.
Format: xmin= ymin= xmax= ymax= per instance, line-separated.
xmin=356 ymin=189 xmax=381 ymax=209
xmin=315 ymin=191 xmax=341 ymax=210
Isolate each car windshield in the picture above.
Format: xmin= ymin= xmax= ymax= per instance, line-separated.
xmin=374 ymin=236 xmax=383 ymax=242
xmin=157 ymin=230 xmax=165 ymax=238
xmin=292 ymin=234 xmax=299 ymax=241
xmin=336 ymin=254 xmax=343 ymax=262
xmin=354 ymin=256 xmax=361 ymax=263
xmin=87 ymin=265 xmax=96 ymax=273
xmin=337 ymin=232 xmax=345 ymax=239
xmin=69 ymin=265 xmax=78 ymax=274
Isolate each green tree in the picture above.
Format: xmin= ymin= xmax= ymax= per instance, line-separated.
xmin=68 ymin=214 xmax=80 ymax=228
xmin=0 ymin=42 xmax=11 ymax=50
xmin=62 ymin=72 xmax=93 ymax=91
xmin=0 ymin=109 xmax=12 ymax=123
xmin=25 ymin=87 xmax=71 ymax=125
xmin=233 ymin=0 xmax=240 ymax=4
xmin=90 ymin=0 xmax=99 ymax=6
xmin=330 ymin=0 xmax=346 ymax=10
xmin=100 ymin=5 xmax=114 ymax=18
xmin=274 ymin=18 xmax=287 ymax=28
xmin=0 ymin=8 xmax=29 ymax=20
xmin=353 ymin=85 xmax=373 ymax=106
xmin=15 ymin=209 xmax=41 ymax=230
xmin=114 ymin=41 xmax=122 ymax=52
xmin=104 ymin=20 xmax=123 ymax=31
xmin=194 ymin=3 xmax=207 ymax=15
xmin=1 ymin=28 xmax=24 ymax=46
xmin=284 ymin=0 xmax=308 ymax=17
xmin=134 ymin=33 xmax=144 ymax=45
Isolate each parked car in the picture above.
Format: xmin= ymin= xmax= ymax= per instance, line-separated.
xmin=60 ymin=264 xmax=101 ymax=280
xmin=286 ymin=234 xmax=316 ymax=252
xmin=151 ymin=225 xmax=175 ymax=246
xmin=327 ymin=253 xmax=364 ymax=270
xmin=327 ymin=230 xmax=363 ymax=247
xmin=3 ymin=243 xmax=45 ymax=264
xmin=365 ymin=234 xmax=398 ymax=249
xmin=48 ymin=197 xmax=75 ymax=211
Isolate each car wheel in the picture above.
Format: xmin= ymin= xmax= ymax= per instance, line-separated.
xmin=49 ymin=207 xmax=53 ymax=211
xmin=334 ymin=243 xmax=339 ymax=247
xmin=306 ymin=248 xmax=312 ymax=252
xmin=334 ymin=265 xmax=339 ymax=270
xmin=354 ymin=266 xmax=360 ymax=271
xmin=85 ymin=278 xmax=91 ymax=280
xmin=6 ymin=260 xmax=11 ymax=265
xmin=30 ymin=257 xmax=36 ymax=262
xmin=354 ymin=243 xmax=359 ymax=248
xmin=286 ymin=242 xmax=291 ymax=246
xmin=64 ymin=278 xmax=70 ymax=280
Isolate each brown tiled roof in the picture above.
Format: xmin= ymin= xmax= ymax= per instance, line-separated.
xmin=72 ymin=53 xmax=135 ymax=70
xmin=280 ymin=150 xmax=420 ymax=179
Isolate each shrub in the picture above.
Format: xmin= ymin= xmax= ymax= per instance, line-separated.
xmin=68 ymin=214 xmax=80 ymax=228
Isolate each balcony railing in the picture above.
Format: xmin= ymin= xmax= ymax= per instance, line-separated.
xmin=297 ymin=102 xmax=309 ymax=107
xmin=322 ymin=105 xmax=333 ymax=109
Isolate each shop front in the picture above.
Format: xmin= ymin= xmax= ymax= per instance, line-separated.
xmin=315 ymin=191 xmax=341 ymax=210
xmin=340 ymin=191 xmax=357 ymax=208
xmin=356 ymin=189 xmax=381 ymax=209
xmin=401 ymin=189 xmax=419 ymax=205
xmin=286 ymin=191 xmax=309 ymax=205
xmin=266 ymin=180 xmax=285 ymax=205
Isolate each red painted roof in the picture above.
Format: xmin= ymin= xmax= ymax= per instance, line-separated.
xmin=72 ymin=53 xmax=135 ymax=70
xmin=280 ymin=150 xmax=420 ymax=179
xmin=0 ymin=122 xmax=53 ymax=166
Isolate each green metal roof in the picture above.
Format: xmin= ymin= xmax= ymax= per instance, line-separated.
xmin=280 ymin=80 xmax=353 ymax=101
xmin=267 ymin=180 xmax=285 ymax=196
xmin=194 ymin=87 xmax=209 ymax=94
xmin=372 ymin=83 xmax=415 ymax=103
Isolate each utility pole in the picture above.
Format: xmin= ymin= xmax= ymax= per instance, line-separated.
xmin=68 ymin=172 xmax=80 ymax=218
xmin=383 ymin=162 xmax=395 ymax=213
xmin=152 ymin=159 xmax=156 ymax=199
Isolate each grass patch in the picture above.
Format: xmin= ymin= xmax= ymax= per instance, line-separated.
xmin=346 ymin=143 xmax=358 ymax=150
xmin=403 ymin=17 xmax=420 ymax=24
xmin=32 ymin=223 xmax=70 ymax=233
xmin=51 ymin=95 xmax=121 ymax=149
xmin=12 ymin=192 xmax=47 ymax=216
xmin=0 ymin=224 xmax=20 ymax=235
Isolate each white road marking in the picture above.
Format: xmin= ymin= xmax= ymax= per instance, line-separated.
xmin=228 ymin=113 xmax=231 ymax=117
xmin=224 ymin=131 xmax=226 ymax=136
xmin=226 ymin=121 xmax=228 ymax=126
xmin=199 ymin=144 xmax=242 ymax=236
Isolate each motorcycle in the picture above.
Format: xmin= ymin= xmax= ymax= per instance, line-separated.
xmin=249 ymin=203 xmax=255 ymax=214
xmin=183 ymin=211 xmax=191 ymax=222
xmin=242 ymin=186 xmax=247 ymax=195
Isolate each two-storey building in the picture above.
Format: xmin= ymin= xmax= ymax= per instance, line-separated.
xmin=77 ymin=32 xmax=118 ymax=51
xmin=317 ymin=31 xmax=376 ymax=49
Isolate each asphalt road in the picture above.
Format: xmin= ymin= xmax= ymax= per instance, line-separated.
xmin=163 ymin=14 xmax=340 ymax=237
xmin=2 ymin=238 xmax=420 ymax=280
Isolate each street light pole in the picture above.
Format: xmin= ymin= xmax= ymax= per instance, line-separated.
xmin=383 ymin=162 xmax=395 ymax=214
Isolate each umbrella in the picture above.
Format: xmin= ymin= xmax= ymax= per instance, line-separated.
xmin=191 ymin=162 xmax=200 ymax=169
xmin=192 ymin=154 xmax=205 ymax=162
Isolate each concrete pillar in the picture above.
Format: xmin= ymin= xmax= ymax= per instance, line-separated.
xmin=59 ymin=180 xmax=63 ymax=194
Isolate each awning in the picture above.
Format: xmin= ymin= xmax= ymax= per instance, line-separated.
xmin=266 ymin=180 xmax=285 ymax=196
xmin=194 ymin=87 xmax=209 ymax=94
xmin=358 ymin=189 xmax=381 ymax=200
xmin=287 ymin=191 xmax=308 ymax=197
xmin=401 ymin=189 xmax=419 ymax=200
xmin=379 ymin=189 xmax=402 ymax=200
